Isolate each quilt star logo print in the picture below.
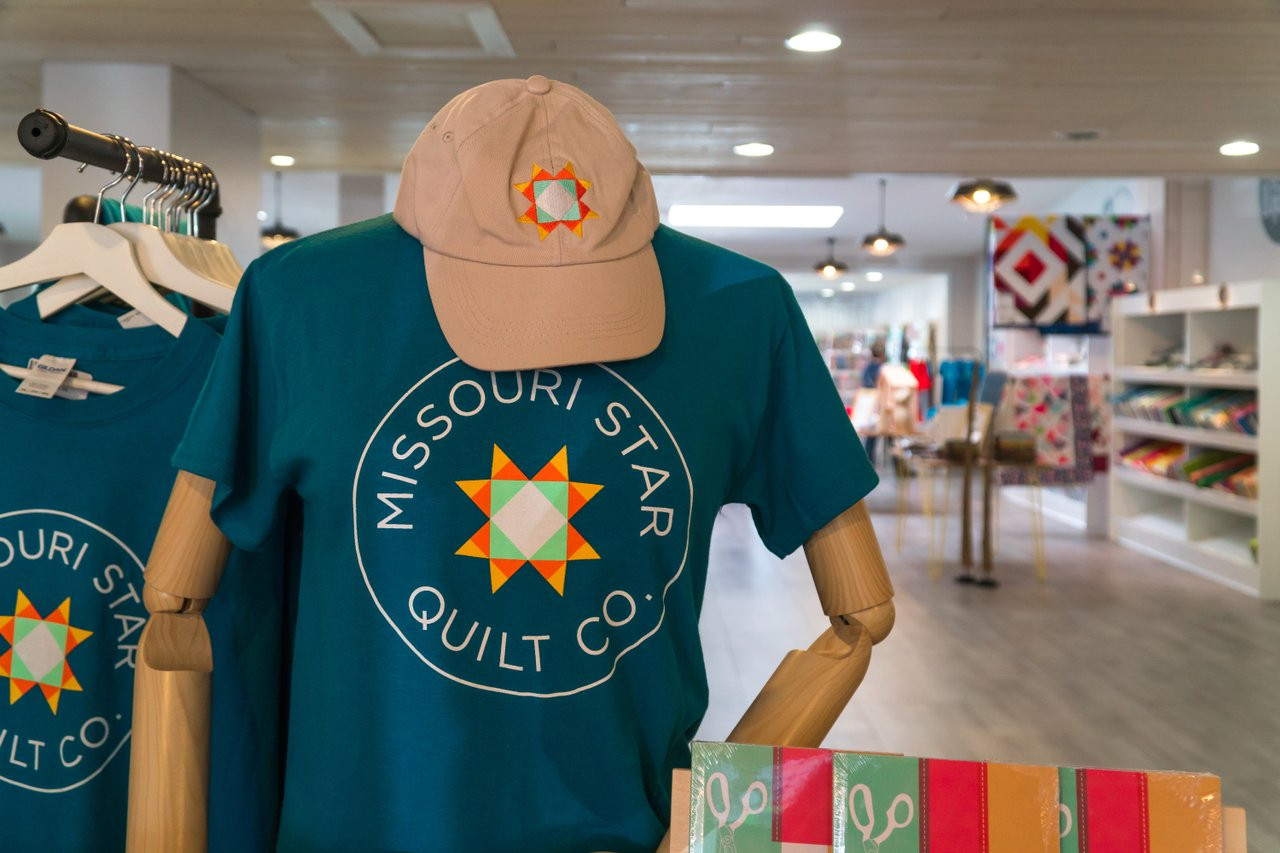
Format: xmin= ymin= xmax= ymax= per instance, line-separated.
xmin=515 ymin=162 xmax=599 ymax=239
xmin=456 ymin=446 xmax=602 ymax=595
xmin=0 ymin=590 xmax=92 ymax=714
xmin=0 ymin=509 xmax=147 ymax=792
xmin=354 ymin=361 xmax=692 ymax=698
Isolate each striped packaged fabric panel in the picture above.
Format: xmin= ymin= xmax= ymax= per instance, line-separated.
xmin=833 ymin=753 xmax=1058 ymax=853
xmin=690 ymin=741 xmax=833 ymax=852
xmin=1058 ymin=768 xmax=1223 ymax=853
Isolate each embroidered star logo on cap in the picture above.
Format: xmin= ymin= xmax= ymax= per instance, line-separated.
xmin=515 ymin=162 xmax=600 ymax=239
xmin=394 ymin=75 xmax=664 ymax=371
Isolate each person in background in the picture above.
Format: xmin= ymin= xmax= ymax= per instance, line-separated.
xmin=861 ymin=340 xmax=887 ymax=462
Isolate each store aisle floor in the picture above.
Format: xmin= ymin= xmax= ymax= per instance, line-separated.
xmin=698 ymin=487 xmax=1280 ymax=850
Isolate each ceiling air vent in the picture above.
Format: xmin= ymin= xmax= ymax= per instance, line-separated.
xmin=313 ymin=1 xmax=514 ymax=59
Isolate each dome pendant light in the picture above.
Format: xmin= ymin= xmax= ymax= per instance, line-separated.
xmin=950 ymin=177 xmax=1017 ymax=213
xmin=862 ymin=178 xmax=905 ymax=257
xmin=814 ymin=236 xmax=849 ymax=279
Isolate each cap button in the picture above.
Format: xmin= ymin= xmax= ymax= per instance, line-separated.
xmin=526 ymin=75 xmax=552 ymax=95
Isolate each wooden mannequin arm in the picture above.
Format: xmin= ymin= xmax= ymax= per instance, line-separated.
xmin=126 ymin=472 xmax=232 ymax=853
xmin=728 ymin=501 xmax=893 ymax=746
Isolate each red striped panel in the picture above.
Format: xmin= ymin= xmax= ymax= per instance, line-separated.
xmin=924 ymin=759 xmax=988 ymax=853
xmin=773 ymin=747 xmax=833 ymax=844
xmin=1082 ymin=769 xmax=1150 ymax=853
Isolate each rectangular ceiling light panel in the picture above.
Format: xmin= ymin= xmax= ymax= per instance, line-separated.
xmin=313 ymin=1 xmax=514 ymax=59
xmin=667 ymin=204 xmax=844 ymax=229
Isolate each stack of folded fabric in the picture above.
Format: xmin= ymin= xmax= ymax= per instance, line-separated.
xmin=1118 ymin=440 xmax=1185 ymax=476
xmin=1114 ymin=387 xmax=1258 ymax=434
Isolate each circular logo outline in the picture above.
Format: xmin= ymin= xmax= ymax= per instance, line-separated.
xmin=0 ymin=508 xmax=143 ymax=793
xmin=352 ymin=358 xmax=694 ymax=698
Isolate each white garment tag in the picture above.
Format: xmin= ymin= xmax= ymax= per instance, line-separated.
xmin=15 ymin=355 xmax=77 ymax=398
xmin=26 ymin=359 xmax=94 ymax=400
xmin=117 ymin=309 xmax=157 ymax=329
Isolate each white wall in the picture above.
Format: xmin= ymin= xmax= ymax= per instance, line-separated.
xmin=260 ymin=171 xmax=341 ymax=239
xmin=40 ymin=63 xmax=173 ymax=239
xmin=1208 ymin=178 xmax=1280 ymax=282
xmin=0 ymin=165 xmax=41 ymax=242
xmin=170 ymin=69 xmax=262 ymax=263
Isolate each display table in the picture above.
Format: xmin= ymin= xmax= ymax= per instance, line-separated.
xmin=894 ymin=445 xmax=1053 ymax=584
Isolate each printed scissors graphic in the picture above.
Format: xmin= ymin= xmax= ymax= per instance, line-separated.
xmin=848 ymin=784 xmax=914 ymax=853
xmin=705 ymin=771 xmax=768 ymax=853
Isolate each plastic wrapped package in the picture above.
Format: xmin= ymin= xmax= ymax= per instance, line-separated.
xmin=832 ymin=753 xmax=1058 ymax=852
xmin=1058 ymin=767 xmax=1222 ymax=853
xmin=689 ymin=742 xmax=832 ymax=852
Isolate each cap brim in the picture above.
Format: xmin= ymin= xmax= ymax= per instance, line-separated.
xmin=423 ymin=244 xmax=665 ymax=371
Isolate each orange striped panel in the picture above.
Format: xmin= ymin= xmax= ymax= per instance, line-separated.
xmin=985 ymin=762 xmax=1059 ymax=853
xmin=1146 ymin=772 xmax=1222 ymax=853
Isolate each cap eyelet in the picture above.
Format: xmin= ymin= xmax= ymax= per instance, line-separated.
xmin=442 ymin=131 xmax=454 ymax=142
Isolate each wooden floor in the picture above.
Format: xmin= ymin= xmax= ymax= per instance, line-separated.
xmin=697 ymin=481 xmax=1280 ymax=851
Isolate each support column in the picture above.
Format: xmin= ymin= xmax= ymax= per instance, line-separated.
xmin=39 ymin=62 xmax=262 ymax=262
xmin=338 ymin=174 xmax=386 ymax=226
xmin=1158 ymin=178 xmax=1210 ymax=289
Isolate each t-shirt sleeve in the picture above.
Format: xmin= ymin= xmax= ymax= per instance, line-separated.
xmin=173 ymin=262 xmax=290 ymax=551
xmin=726 ymin=279 xmax=879 ymax=557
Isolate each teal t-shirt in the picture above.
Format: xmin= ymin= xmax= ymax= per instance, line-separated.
xmin=0 ymin=301 xmax=282 ymax=852
xmin=175 ymin=215 xmax=878 ymax=852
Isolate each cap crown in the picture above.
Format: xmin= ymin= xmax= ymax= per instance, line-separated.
xmin=395 ymin=76 xmax=658 ymax=267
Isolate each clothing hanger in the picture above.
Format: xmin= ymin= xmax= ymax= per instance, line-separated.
xmin=0 ymin=153 xmax=196 ymax=396
xmin=38 ymin=141 xmax=238 ymax=319
xmin=0 ymin=144 xmax=188 ymax=336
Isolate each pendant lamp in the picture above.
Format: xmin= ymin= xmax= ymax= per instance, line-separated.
xmin=949 ymin=178 xmax=1017 ymax=214
xmin=862 ymin=178 xmax=905 ymax=257
xmin=813 ymin=237 xmax=848 ymax=279
xmin=261 ymin=170 xmax=300 ymax=249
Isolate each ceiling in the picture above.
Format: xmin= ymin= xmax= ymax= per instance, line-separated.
xmin=649 ymin=173 xmax=1145 ymax=268
xmin=2 ymin=1 xmax=1280 ymax=175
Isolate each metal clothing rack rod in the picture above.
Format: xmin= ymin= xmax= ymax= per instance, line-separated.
xmin=16 ymin=108 xmax=222 ymax=239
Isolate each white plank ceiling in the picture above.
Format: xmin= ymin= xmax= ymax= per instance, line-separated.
xmin=1 ymin=0 xmax=1278 ymax=175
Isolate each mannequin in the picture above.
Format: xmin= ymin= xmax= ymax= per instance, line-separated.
xmin=126 ymin=471 xmax=893 ymax=852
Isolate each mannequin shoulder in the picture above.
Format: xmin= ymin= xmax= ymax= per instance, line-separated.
xmin=652 ymin=225 xmax=787 ymax=300
xmin=246 ymin=214 xmax=421 ymax=299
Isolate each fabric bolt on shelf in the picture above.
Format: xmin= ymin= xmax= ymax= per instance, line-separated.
xmin=832 ymin=753 xmax=1058 ymax=853
xmin=1058 ymin=767 xmax=1222 ymax=853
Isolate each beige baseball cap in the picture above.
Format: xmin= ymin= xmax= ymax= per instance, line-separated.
xmin=393 ymin=75 xmax=664 ymax=371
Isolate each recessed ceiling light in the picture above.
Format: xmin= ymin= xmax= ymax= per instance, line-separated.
xmin=733 ymin=142 xmax=775 ymax=157
xmin=668 ymin=204 xmax=843 ymax=229
xmin=865 ymin=271 xmax=884 ymax=282
xmin=1220 ymin=140 xmax=1260 ymax=157
xmin=820 ymin=287 xmax=836 ymax=298
xmin=840 ymin=280 xmax=856 ymax=291
xmin=785 ymin=29 xmax=841 ymax=52
xmin=269 ymin=154 xmax=296 ymax=167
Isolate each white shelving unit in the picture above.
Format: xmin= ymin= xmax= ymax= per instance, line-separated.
xmin=1110 ymin=281 xmax=1276 ymax=598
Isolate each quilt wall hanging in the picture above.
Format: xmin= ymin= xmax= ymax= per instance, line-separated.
xmin=990 ymin=215 xmax=1151 ymax=333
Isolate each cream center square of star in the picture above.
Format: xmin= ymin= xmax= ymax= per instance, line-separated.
xmin=490 ymin=482 xmax=565 ymax=559
xmin=15 ymin=621 xmax=64 ymax=682
xmin=535 ymin=181 xmax=577 ymax=220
